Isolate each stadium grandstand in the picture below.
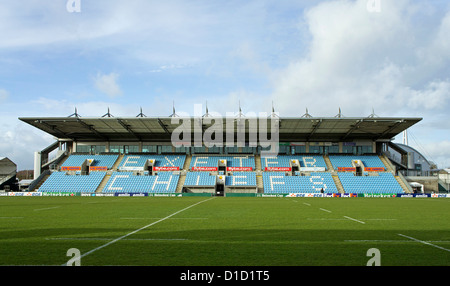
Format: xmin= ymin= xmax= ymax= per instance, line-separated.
xmin=0 ymin=157 xmax=18 ymax=192
xmin=18 ymin=108 xmax=440 ymax=196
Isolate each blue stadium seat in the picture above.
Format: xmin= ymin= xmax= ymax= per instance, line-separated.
xmin=262 ymin=172 xmax=337 ymax=193
xmin=103 ymin=172 xmax=179 ymax=193
xmin=184 ymin=172 xmax=216 ymax=186
xmin=61 ymin=154 xmax=119 ymax=169
xmin=261 ymin=155 xmax=327 ymax=169
xmin=190 ymin=156 xmax=255 ymax=169
xmin=184 ymin=172 xmax=257 ymax=186
xmin=225 ymin=172 xmax=256 ymax=186
xmin=119 ymin=155 xmax=186 ymax=170
xmin=39 ymin=171 xmax=106 ymax=193
xmin=328 ymin=155 xmax=385 ymax=169
xmin=338 ymin=172 xmax=403 ymax=193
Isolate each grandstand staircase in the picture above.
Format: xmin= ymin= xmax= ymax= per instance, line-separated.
xmin=55 ymin=155 xmax=69 ymax=170
xmin=95 ymin=174 xmax=111 ymax=193
xmin=332 ymin=175 xmax=345 ymax=194
xmin=323 ymin=155 xmax=335 ymax=172
xmin=255 ymin=154 xmax=262 ymax=171
xmin=379 ymin=155 xmax=394 ymax=172
xmin=255 ymin=154 xmax=263 ymax=192
xmin=183 ymin=154 xmax=192 ymax=171
xmin=324 ymin=155 xmax=343 ymax=193
xmin=256 ymin=176 xmax=264 ymax=193
xmin=31 ymin=174 xmax=50 ymax=191
xmin=93 ymin=154 xmax=122 ymax=193
xmin=175 ymin=154 xmax=191 ymax=193
xmin=379 ymin=155 xmax=412 ymax=193
xmin=112 ymin=154 xmax=124 ymax=170
xmin=394 ymin=176 xmax=411 ymax=193
xmin=175 ymin=175 xmax=186 ymax=193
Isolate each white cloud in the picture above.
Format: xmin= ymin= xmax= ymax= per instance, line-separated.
xmin=94 ymin=72 xmax=122 ymax=97
xmin=269 ymin=0 xmax=450 ymax=117
xmin=405 ymin=80 xmax=450 ymax=110
xmin=415 ymin=140 xmax=450 ymax=168
xmin=0 ymin=115 xmax=54 ymax=170
xmin=0 ymin=1 xmax=133 ymax=48
xmin=148 ymin=64 xmax=189 ymax=73
xmin=3 ymin=96 xmax=149 ymax=170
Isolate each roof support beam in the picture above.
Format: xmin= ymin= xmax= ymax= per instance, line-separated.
xmin=376 ymin=120 xmax=404 ymax=140
xmin=157 ymin=118 xmax=171 ymax=135
xmin=341 ymin=119 xmax=364 ymax=141
xmin=306 ymin=119 xmax=322 ymax=141
xmin=38 ymin=121 xmax=71 ymax=139
xmin=76 ymin=118 xmax=108 ymax=141
xmin=117 ymin=118 xmax=141 ymax=141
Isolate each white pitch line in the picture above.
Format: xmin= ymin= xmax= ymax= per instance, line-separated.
xmin=364 ymin=218 xmax=398 ymax=221
xmin=68 ymin=197 xmax=214 ymax=265
xmin=303 ymin=203 xmax=311 ymax=206
xmin=48 ymin=237 xmax=187 ymax=241
xmin=308 ymin=218 xmax=396 ymax=222
xmin=343 ymin=216 xmax=365 ymax=224
xmin=120 ymin=217 xmax=208 ymax=220
xmin=345 ymin=239 xmax=450 ymax=243
xmin=307 ymin=218 xmax=346 ymax=221
xmin=34 ymin=206 xmax=61 ymax=211
xmin=319 ymin=208 xmax=332 ymax=213
xmin=345 ymin=240 xmax=414 ymax=243
xmin=398 ymin=234 xmax=450 ymax=253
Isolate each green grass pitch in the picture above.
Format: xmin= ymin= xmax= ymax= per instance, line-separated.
xmin=0 ymin=196 xmax=449 ymax=266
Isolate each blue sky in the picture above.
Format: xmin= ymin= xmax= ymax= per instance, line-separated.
xmin=1 ymin=0 xmax=450 ymax=170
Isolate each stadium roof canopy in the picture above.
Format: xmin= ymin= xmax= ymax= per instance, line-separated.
xmin=19 ymin=115 xmax=422 ymax=143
